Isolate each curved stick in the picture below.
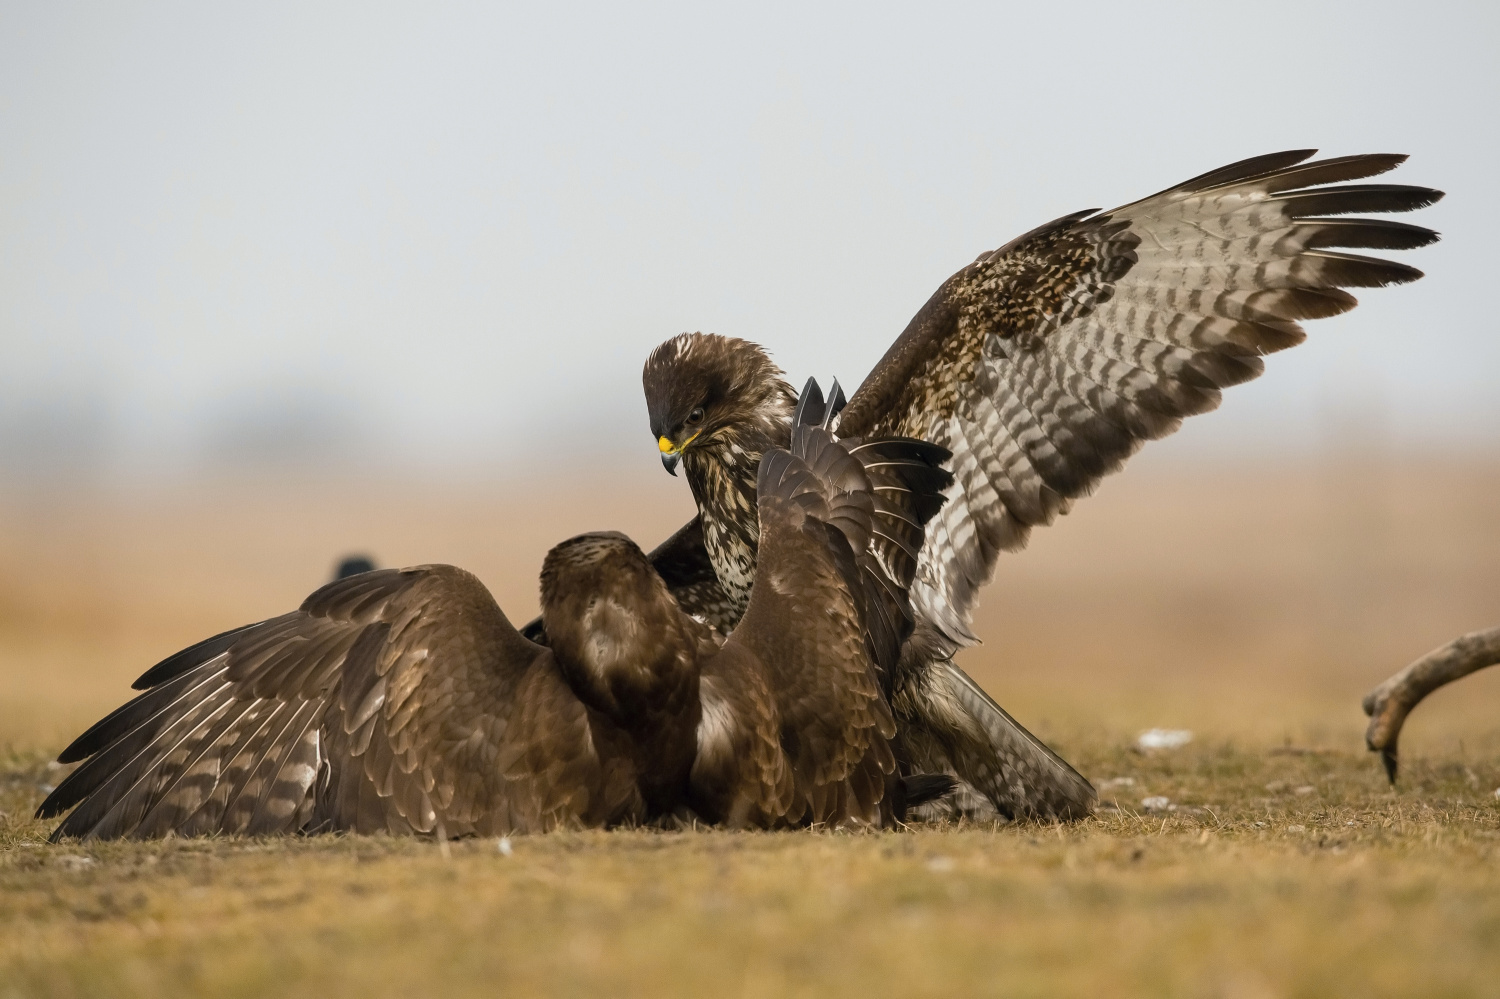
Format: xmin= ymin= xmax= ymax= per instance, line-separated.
xmin=1363 ymin=625 xmax=1500 ymax=782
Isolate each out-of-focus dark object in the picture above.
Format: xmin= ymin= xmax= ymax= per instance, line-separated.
xmin=1363 ymin=625 xmax=1500 ymax=781
xmin=335 ymin=555 xmax=377 ymax=579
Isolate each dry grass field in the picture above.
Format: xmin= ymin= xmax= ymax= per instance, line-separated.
xmin=2 ymin=455 xmax=1498 ymax=997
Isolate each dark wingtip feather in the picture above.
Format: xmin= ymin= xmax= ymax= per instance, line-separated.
xmin=1259 ymin=153 xmax=1411 ymax=193
xmin=35 ymin=787 xmax=71 ymax=821
xmin=792 ymin=377 xmax=826 ymax=430
xmin=132 ymin=623 xmax=256 ymax=690
xmin=825 ymin=379 xmax=847 ymax=428
xmin=58 ymin=664 xmax=215 ymax=765
xmin=1178 ymin=149 xmax=1318 ymax=193
xmin=1224 ymin=287 xmax=1358 ymax=324
xmin=1306 ymin=250 xmax=1426 ymax=288
xmin=1275 ymin=184 xmax=1444 ymax=218
xmin=54 ymin=739 xmax=94 ymax=769
xmin=55 ymin=721 xmax=111 ymax=767
xmin=1298 ymin=217 xmax=1440 ymax=252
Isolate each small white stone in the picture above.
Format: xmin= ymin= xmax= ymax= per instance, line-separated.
xmin=1141 ymin=796 xmax=1171 ymax=813
xmin=1137 ymin=729 xmax=1193 ymax=750
xmin=1097 ymin=777 xmax=1135 ymax=790
xmin=497 ymin=836 xmax=513 ymax=857
xmin=1286 ymin=825 xmax=1306 ymax=833
xmin=1294 ymin=785 xmax=1316 ymax=796
xmin=925 ymin=856 xmax=955 ymax=873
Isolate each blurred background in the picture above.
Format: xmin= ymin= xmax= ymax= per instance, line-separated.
xmin=2 ymin=1 xmax=1497 ymax=761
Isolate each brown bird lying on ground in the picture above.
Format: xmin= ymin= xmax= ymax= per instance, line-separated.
xmin=37 ymin=384 xmax=956 ymax=840
xmin=634 ymin=150 xmax=1442 ymax=821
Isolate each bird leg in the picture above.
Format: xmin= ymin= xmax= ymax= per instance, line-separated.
xmin=1363 ymin=625 xmax=1500 ymax=783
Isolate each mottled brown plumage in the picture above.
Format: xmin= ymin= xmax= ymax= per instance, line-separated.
xmin=644 ymin=334 xmax=798 ymax=624
xmin=38 ymin=387 xmax=953 ymax=838
xmin=640 ymin=150 xmax=1443 ymax=821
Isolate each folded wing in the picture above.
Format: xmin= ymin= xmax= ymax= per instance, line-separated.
xmin=693 ymin=384 xmax=952 ymax=826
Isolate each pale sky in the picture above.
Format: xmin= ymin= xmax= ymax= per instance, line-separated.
xmin=2 ymin=1 xmax=1496 ymax=480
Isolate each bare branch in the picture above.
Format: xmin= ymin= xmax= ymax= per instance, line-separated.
xmin=1363 ymin=626 xmax=1500 ymax=783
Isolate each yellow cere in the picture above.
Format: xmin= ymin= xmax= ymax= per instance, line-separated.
xmin=659 ymin=430 xmax=701 ymax=454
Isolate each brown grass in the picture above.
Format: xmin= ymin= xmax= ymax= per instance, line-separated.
xmin=1 ymin=456 xmax=1498 ymax=997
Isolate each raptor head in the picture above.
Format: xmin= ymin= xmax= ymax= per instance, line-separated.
xmin=539 ymin=531 xmax=692 ymax=717
xmin=642 ymin=332 xmax=796 ymax=476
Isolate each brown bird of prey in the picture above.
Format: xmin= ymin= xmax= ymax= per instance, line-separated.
xmin=638 ymin=150 xmax=1442 ymax=821
xmin=38 ymin=384 xmax=954 ymax=840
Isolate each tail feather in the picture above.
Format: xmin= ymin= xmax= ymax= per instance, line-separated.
xmin=900 ymin=659 xmax=1095 ymax=822
xmin=946 ymin=663 xmax=1096 ymax=820
xmin=900 ymin=773 xmax=959 ymax=809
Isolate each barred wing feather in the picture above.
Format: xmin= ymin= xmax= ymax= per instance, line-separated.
xmin=837 ymin=150 xmax=1441 ymax=653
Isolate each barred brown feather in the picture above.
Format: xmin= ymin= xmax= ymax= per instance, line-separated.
xmin=837 ymin=150 xmax=1440 ymax=659
xmin=642 ymin=150 xmax=1440 ymax=822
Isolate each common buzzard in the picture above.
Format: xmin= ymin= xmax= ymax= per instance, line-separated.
xmin=638 ymin=150 xmax=1443 ymax=820
xmin=38 ymin=388 xmax=954 ymax=838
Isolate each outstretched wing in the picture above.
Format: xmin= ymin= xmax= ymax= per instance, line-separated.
xmin=836 ymin=150 xmax=1441 ymax=651
xmin=38 ymin=566 xmax=638 ymax=840
xmin=700 ymin=389 xmax=950 ymax=826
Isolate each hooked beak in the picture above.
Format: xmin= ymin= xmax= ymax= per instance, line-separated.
xmin=658 ymin=435 xmax=681 ymax=476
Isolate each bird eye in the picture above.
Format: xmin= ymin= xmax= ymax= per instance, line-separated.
xmin=686 ymin=407 xmax=705 ymax=426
